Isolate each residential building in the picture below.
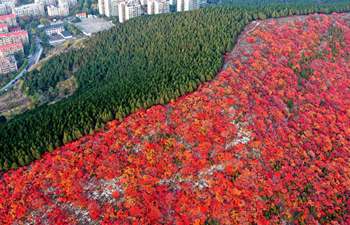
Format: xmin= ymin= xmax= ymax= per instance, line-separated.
xmin=34 ymin=0 xmax=56 ymax=6
xmin=118 ymin=0 xmax=141 ymax=23
xmin=48 ymin=31 xmax=72 ymax=45
xmin=98 ymin=0 xmax=104 ymax=15
xmin=99 ymin=0 xmax=119 ymax=17
xmin=47 ymin=4 xmax=69 ymax=17
xmin=146 ymin=0 xmax=153 ymax=14
xmin=0 ymin=42 xmax=23 ymax=56
xmin=0 ymin=23 xmax=8 ymax=33
xmin=154 ymin=0 xmax=169 ymax=14
xmin=177 ymin=0 xmax=198 ymax=12
xmin=58 ymin=0 xmax=77 ymax=8
xmin=125 ymin=1 xmax=142 ymax=20
xmin=109 ymin=0 xmax=119 ymax=17
xmin=184 ymin=0 xmax=199 ymax=11
xmin=45 ymin=22 xmax=64 ymax=35
xmin=176 ymin=0 xmax=183 ymax=11
xmin=147 ymin=0 xmax=169 ymax=14
xmin=0 ymin=0 xmax=16 ymax=6
xmin=0 ymin=30 xmax=29 ymax=45
xmin=13 ymin=3 xmax=45 ymax=17
xmin=104 ymin=0 xmax=111 ymax=16
xmin=0 ymin=4 xmax=11 ymax=16
xmin=0 ymin=13 xmax=16 ymax=27
xmin=199 ymin=0 xmax=207 ymax=7
xmin=0 ymin=55 xmax=17 ymax=74
xmin=110 ymin=0 xmax=118 ymax=16
xmin=117 ymin=1 xmax=124 ymax=22
xmin=61 ymin=30 xmax=72 ymax=39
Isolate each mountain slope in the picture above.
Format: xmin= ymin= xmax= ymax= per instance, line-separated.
xmin=1 ymin=13 xmax=349 ymax=224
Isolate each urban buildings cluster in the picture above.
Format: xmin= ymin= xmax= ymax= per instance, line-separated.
xmin=0 ymin=13 xmax=28 ymax=74
xmin=45 ymin=0 xmax=77 ymax=17
xmin=0 ymin=0 xmax=78 ymax=18
xmin=0 ymin=0 xmax=208 ymax=74
xmin=98 ymin=0 xmax=206 ymax=23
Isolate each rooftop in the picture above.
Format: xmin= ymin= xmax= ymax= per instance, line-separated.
xmin=0 ymin=42 xmax=23 ymax=51
xmin=45 ymin=23 xmax=64 ymax=30
xmin=76 ymin=12 xmax=86 ymax=17
xmin=0 ymin=30 xmax=28 ymax=38
xmin=61 ymin=30 xmax=72 ymax=38
xmin=0 ymin=14 xmax=16 ymax=20
xmin=0 ymin=55 xmax=16 ymax=63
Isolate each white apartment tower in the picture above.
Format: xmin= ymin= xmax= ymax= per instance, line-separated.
xmin=47 ymin=4 xmax=69 ymax=17
xmin=117 ymin=1 xmax=125 ymax=22
xmin=34 ymin=0 xmax=56 ymax=6
xmin=177 ymin=0 xmax=198 ymax=12
xmin=184 ymin=0 xmax=198 ymax=10
xmin=176 ymin=0 xmax=183 ymax=11
xmin=118 ymin=0 xmax=141 ymax=23
xmin=125 ymin=1 xmax=142 ymax=20
xmin=98 ymin=0 xmax=105 ymax=15
xmin=140 ymin=0 xmax=147 ymax=6
xmin=147 ymin=0 xmax=169 ymax=15
xmin=104 ymin=0 xmax=111 ymax=16
xmin=154 ymin=0 xmax=169 ymax=14
xmin=99 ymin=0 xmax=119 ymax=17
xmin=146 ymin=0 xmax=153 ymax=14
xmin=58 ymin=0 xmax=77 ymax=7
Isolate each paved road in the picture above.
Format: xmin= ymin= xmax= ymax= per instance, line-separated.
xmin=0 ymin=37 xmax=43 ymax=92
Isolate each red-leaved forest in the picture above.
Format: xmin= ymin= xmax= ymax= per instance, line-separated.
xmin=0 ymin=13 xmax=350 ymax=224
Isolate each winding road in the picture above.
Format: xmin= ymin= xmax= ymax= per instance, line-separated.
xmin=0 ymin=37 xmax=43 ymax=92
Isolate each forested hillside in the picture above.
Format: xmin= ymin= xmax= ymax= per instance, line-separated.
xmin=0 ymin=13 xmax=349 ymax=223
xmin=0 ymin=2 xmax=350 ymax=170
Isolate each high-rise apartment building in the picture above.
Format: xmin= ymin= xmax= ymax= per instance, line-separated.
xmin=0 ymin=42 xmax=23 ymax=56
xmin=0 ymin=0 xmax=17 ymax=6
xmin=0 ymin=30 xmax=29 ymax=45
xmin=146 ymin=0 xmax=153 ymax=14
xmin=177 ymin=0 xmax=198 ymax=12
xmin=147 ymin=0 xmax=169 ymax=15
xmin=105 ymin=0 xmax=119 ymax=17
xmin=99 ymin=0 xmax=119 ymax=17
xmin=58 ymin=0 xmax=77 ymax=8
xmin=47 ymin=4 xmax=69 ymax=17
xmin=154 ymin=0 xmax=169 ymax=14
xmin=98 ymin=0 xmax=105 ymax=15
xmin=0 ymin=4 xmax=12 ymax=16
xmin=140 ymin=0 xmax=147 ymax=6
xmin=125 ymin=1 xmax=141 ymax=20
xmin=118 ymin=0 xmax=141 ymax=23
xmin=34 ymin=0 xmax=56 ymax=6
xmin=0 ymin=14 xmax=16 ymax=27
xmin=117 ymin=1 xmax=124 ymax=22
xmin=13 ymin=3 xmax=45 ymax=17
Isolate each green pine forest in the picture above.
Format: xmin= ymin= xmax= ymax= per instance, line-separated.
xmin=0 ymin=0 xmax=350 ymax=171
